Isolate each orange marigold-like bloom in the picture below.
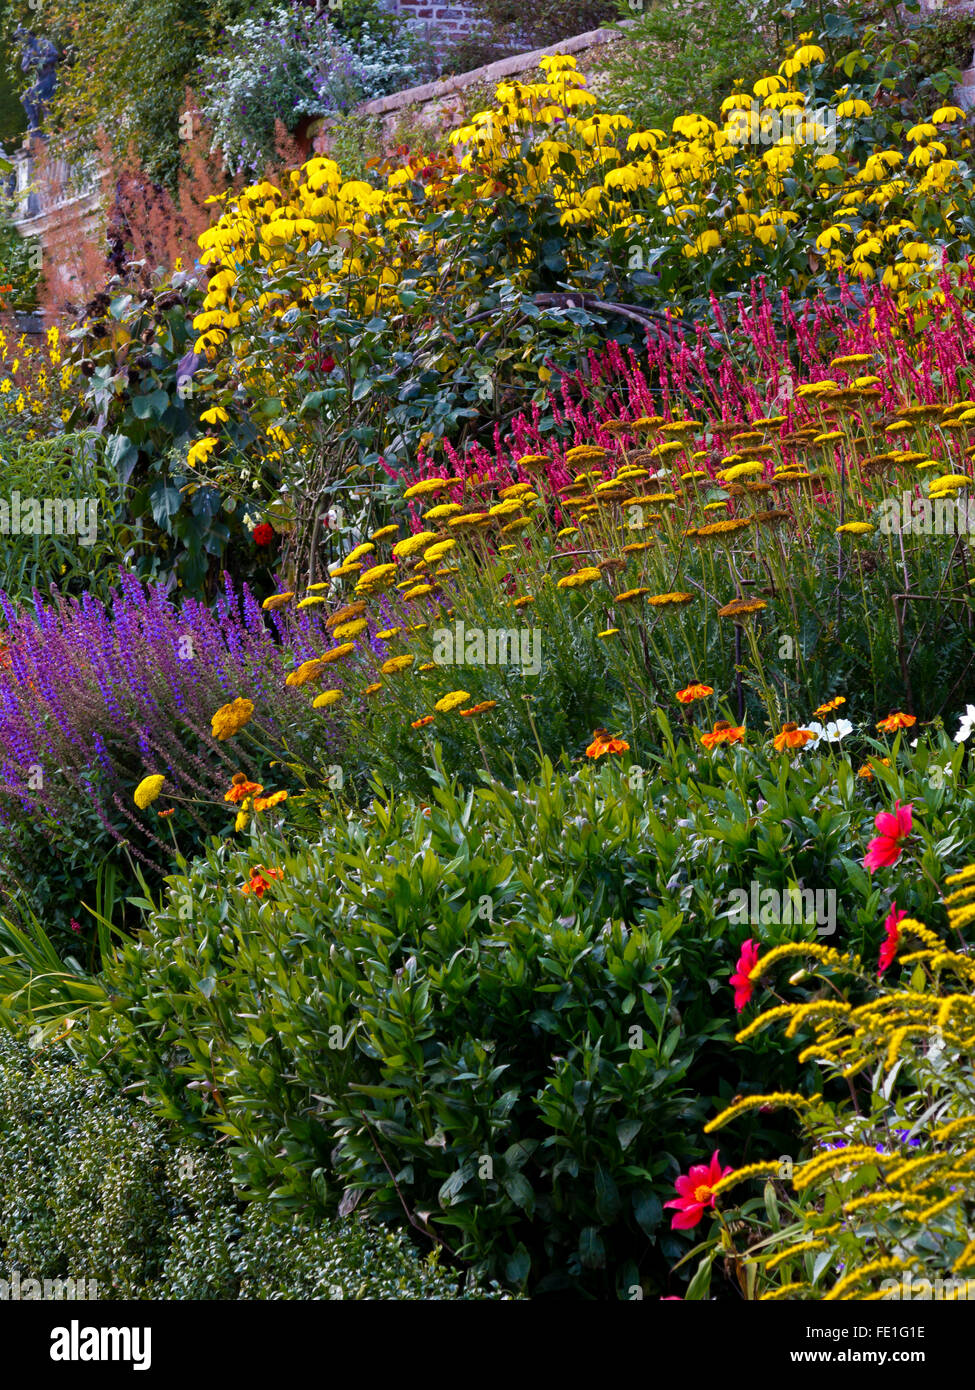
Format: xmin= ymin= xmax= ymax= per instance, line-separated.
xmin=858 ymin=757 xmax=891 ymax=779
xmin=814 ymin=696 xmax=846 ymax=717
xmin=676 ymin=683 xmax=714 ymax=704
xmin=240 ymin=865 xmax=285 ymax=897
xmin=773 ymin=722 xmax=815 ymax=751
xmin=701 ymin=720 xmax=745 ymax=749
xmin=411 ymin=715 xmax=435 ymax=728
xmin=585 ymin=729 xmax=630 ymax=758
xmin=253 ymin=790 xmax=288 ymax=812
xmin=876 ymin=711 xmax=916 ymax=732
xmin=224 ymin=774 xmax=264 ymax=804
xmin=459 ymin=701 xmax=498 ymax=717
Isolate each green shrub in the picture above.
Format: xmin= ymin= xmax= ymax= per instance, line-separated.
xmin=599 ymin=0 xmax=798 ymax=132
xmin=0 ymin=1030 xmax=506 ymax=1299
xmin=0 ymin=215 xmax=42 ymax=313
xmin=66 ymin=268 xmax=269 ymax=598
xmin=0 ymin=432 xmax=127 ymax=599
xmin=79 ymin=732 xmax=975 ymax=1295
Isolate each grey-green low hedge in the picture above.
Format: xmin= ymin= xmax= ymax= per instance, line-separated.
xmin=0 ymin=1031 xmax=506 ymax=1300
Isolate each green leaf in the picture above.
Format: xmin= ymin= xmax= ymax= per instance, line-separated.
xmin=502 ymin=1172 xmax=534 ymax=1213
xmin=578 ymin=1226 xmax=606 ymax=1269
xmin=685 ymin=1252 xmax=713 ymax=1300
xmin=595 ymin=1163 xmax=622 ymax=1222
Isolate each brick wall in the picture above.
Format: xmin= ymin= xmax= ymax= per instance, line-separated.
xmin=391 ymin=0 xmax=481 ymax=45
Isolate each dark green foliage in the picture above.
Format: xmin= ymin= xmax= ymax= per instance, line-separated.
xmin=0 ymin=1031 xmax=506 ymax=1298
xmin=83 ymin=737 xmax=975 ymax=1295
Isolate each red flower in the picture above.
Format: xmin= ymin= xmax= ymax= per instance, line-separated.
xmin=70 ymin=917 xmax=81 ymax=933
xmin=878 ymin=903 xmax=906 ymax=976
xmin=253 ymin=523 xmax=275 ymax=547
xmin=240 ymin=865 xmax=284 ymax=897
xmin=676 ymin=683 xmax=714 ymax=704
xmin=864 ymin=800 xmax=913 ymax=872
xmin=585 ymin=729 xmax=630 ymax=758
xmin=320 ymin=354 xmax=336 ymax=373
xmin=730 ymin=938 xmax=760 ymax=1012
xmin=664 ymin=1150 xmax=733 ymax=1230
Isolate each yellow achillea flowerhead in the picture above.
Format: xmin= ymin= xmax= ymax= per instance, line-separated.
xmin=381 ymin=654 xmax=415 ymax=674
xmin=718 ymin=597 xmax=767 ymax=619
xmin=332 ymin=618 xmax=368 ymax=639
xmin=325 ymin=602 xmax=367 ymax=631
xmin=424 ymin=504 xmax=463 ymax=522
xmin=134 ymin=774 xmax=165 ymax=810
xmin=261 ymin=592 xmax=294 ymax=611
xmin=717 ymin=461 xmax=764 ymax=482
xmin=312 ymin=690 xmax=343 ymax=709
xmin=647 ymin=591 xmax=695 ymax=608
xmin=211 ymin=698 xmax=255 ymax=741
xmin=424 ymin=541 xmax=458 ymax=564
xmin=393 ymin=531 xmax=439 ymax=557
xmin=565 ymin=444 xmax=610 ymax=464
xmin=403 ymin=479 xmax=451 ymax=499
xmin=370 ymin=525 xmax=400 ymax=542
xmin=320 ymin=643 xmax=355 ymax=665
xmin=557 ymin=567 xmax=601 ymax=589
xmin=286 ymin=658 xmax=327 ymax=687
xmin=434 ymin=690 xmax=471 ymax=713
xmin=696 ymin=518 xmax=753 ymax=539
xmin=355 ymin=563 xmax=398 ymax=593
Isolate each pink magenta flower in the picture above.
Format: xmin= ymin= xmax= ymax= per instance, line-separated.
xmin=878 ymin=904 xmax=907 ymax=977
xmin=664 ymin=1150 xmax=734 ymax=1230
xmin=729 ymin=938 xmax=760 ymax=1013
xmin=864 ymin=800 xmax=913 ymax=872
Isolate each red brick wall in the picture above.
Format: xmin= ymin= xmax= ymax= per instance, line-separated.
xmin=392 ymin=0 xmax=481 ymax=43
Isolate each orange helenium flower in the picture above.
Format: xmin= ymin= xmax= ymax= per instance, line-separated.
xmin=240 ymin=866 xmax=285 ymax=897
xmin=876 ymin=712 xmax=916 ymax=732
xmin=224 ymin=774 xmax=263 ymax=804
xmin=814 ymin=696 xmax=846 ymax=717
xmin=585 ymin=729 xmax=630 ymax=758
xmin=773 ymin=723 xmax=815 ymax=751
xmin=676 ymin=683 xmax=714 ymax=704
xmin=701 ymin=721 xmax=745 ymax=749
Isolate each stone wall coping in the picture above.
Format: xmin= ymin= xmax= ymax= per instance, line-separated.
xmin=355 ymin=18 xmax=635 ymax=117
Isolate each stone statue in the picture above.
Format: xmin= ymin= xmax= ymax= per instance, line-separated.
xmin=15 ymin=28 xmax=60 ymax=136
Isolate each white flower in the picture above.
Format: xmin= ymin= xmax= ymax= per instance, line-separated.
xmin=954 ymin=704 xmax=975 ymax=743
xmin=804 ymin=718 xmax=853 ymax=747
